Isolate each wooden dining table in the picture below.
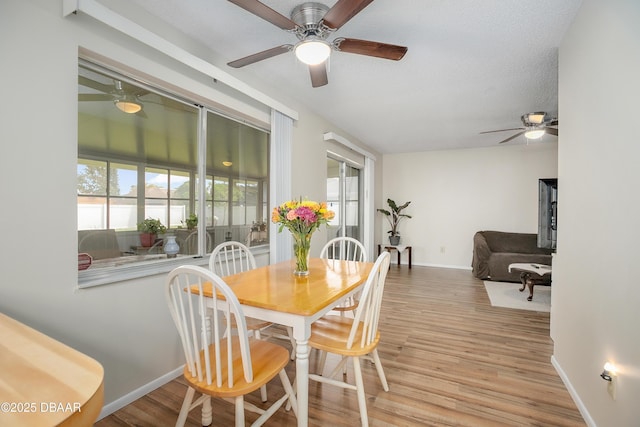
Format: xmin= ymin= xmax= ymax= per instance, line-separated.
xmin=194 ymin=257 xmax=373 ymax=427
xmin=0 ymin=312 xmax=104 ymax=427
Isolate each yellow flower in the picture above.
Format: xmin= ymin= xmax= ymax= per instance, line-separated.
xmin=300 ymin=200 xmax=320 ymax=211
xmin=271 ymin=208 xmax=281 ymax=222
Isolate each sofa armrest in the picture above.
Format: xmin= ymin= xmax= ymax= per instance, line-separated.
xmin=472 ymin=232 xmax=492 ymax=279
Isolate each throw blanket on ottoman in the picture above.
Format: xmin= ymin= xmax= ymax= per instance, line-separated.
xmin=472 ymin=231 xmax=552 ymax=282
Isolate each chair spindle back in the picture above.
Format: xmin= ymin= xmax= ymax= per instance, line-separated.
xmin=165 ymin=265 xmax=253 ymax=389
xmin=320 ymin=237 xmax=368 ymax=262
xmin=347 ymin=251 xmax=390 ymax=349
xmin=209 ymin=241 xmax=256 ymax=277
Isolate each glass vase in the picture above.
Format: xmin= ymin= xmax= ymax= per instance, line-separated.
xmin=292 ymin=232 xmax=311 ymax=276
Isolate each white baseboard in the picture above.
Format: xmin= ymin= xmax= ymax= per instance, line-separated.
xmin=551 ymin=355 xmax=595 ymax=427
xmin=417 ymin=262 xmax=472 ymax=270
xmin=97 ymin=365 xmax=184 ymax=420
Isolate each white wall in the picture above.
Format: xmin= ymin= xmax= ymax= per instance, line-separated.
xmin=382 ymin=143 xmax=558 ymax=268
xmin=553 ymin=1 xmax=640 ymax=425
xmin=0 ymin=0 xmax=380 ymax=416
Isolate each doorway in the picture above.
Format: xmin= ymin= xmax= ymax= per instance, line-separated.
xmin=326 ymin=157 xmax=362 ymax=244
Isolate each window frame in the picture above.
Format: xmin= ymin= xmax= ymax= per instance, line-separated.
xmin=77 ymin=60 xmax=271 ymax=288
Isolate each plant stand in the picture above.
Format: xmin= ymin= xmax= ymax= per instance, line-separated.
xmin=378 ymin=244 xmax=412 ymax=268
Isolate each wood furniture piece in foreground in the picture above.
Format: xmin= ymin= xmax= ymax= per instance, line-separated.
xmin=309 ymin=251 xmax=391 ymax=427
xmin=191 ymin=257 xmax=373 ymax=427
xmin=166 ymin=265 xmax=296 ymax=427
xmin=0 ymin=312 xmax=104 ymax=427
xmin=508 ymin=263 xmax=552 ymax=301
xmin=377 ymin=244 xmax=412 ymax=268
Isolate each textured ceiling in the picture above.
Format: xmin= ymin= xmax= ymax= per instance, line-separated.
xmin=101 ymin=0 xmax=582 ymax=154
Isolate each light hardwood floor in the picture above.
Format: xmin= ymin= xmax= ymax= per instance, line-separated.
xmin=95 ymin=265 xmax=585 ymax=426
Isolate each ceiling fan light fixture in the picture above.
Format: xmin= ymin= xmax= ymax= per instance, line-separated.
xmin=222 ymin=161 xmax=233 ymax=167
xmin=114 ymin=96 xmax=142 ymax=114
xmin=524 ymin=129 xmax=545 ymax=139
xmin=294 ymin=39 xmax=331 ymax=65
xmin=524 ymin=112 xmax=546 ymax=125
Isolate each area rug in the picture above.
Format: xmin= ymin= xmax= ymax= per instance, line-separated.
xmin=483 ymin=281 xmax=551 ymax=312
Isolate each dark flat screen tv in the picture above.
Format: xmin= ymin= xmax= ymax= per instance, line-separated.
xmin=538 ymin=178 xmax=557 ymax=250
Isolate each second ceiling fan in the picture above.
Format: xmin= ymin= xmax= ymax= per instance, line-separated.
xmin=481 ymin=112 xmax=559 ymax=144
xmin=226 ymin=0 xmax=408 ymax=87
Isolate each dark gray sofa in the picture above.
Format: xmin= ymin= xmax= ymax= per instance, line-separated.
xmin=472 ymin=231 xmax=552 ymax=282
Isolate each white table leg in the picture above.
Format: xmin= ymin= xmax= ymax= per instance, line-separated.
xmin=295 ymin=339 xmax=310 ymax=427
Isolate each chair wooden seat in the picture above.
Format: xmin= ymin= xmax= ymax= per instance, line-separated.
xmin=330 ymin=297 xmax=359 ymax=313
xmin=245 ymin=317 xmax=274 ymax=332
xmin=310 ymin=315 xmax=379 ymax=357
xmin=186 ymin=338 xmax=290 ymax=398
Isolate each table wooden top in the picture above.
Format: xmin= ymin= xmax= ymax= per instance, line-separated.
xmin=194 ymin=258 xmax=373 ymax=316
xmin=0 ymin=312 xmax=104 ymax=427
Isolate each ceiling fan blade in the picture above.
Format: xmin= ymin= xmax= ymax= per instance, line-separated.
xmin=322 ymin=0 xmax=374 ymax=30
xmin=309 ymin=63 xmax=328 ymax=88
xmin=78 ymin=76 xmax=113 ymax=93
xmin=228 ymin=0 xmax=298 ymax=30
xmin=545 ymin=127 xmax=559 ymax=136
xmin=334 ymin=38 xmax=407 ymax=60
xmin=227 ymin=45 xmax=292 ymax=68
xmin=548 ymin=119 xmax=558 ymax=126
xmin=79 ymin=93 xmax=113 ymax=102
xmin=498 ymin=131 xmax=525 ymax=144
xmin=479 ymin=127 xmax=524 ymax=134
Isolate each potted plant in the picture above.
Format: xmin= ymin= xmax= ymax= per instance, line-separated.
xmin=138 ymin=218 xmax=167 ymax=247
xmin=182 ymin=213 xmax=198 ymax=230
xmin=377 ymin=199 xmax=412 ymax=245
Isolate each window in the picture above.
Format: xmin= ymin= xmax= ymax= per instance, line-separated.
xmin=326 ymin=157 xmax=362 ymax=242
xmin=77 ymin=61 xmax=269 ymax=279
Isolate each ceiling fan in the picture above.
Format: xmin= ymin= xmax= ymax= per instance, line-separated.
xmin=480 ymin=112 xmax=559 ymax=144
xmin=79 ymin=76 xmax=149 ymax=117
xmin=226 ymin=0 xmax=408 ymax=87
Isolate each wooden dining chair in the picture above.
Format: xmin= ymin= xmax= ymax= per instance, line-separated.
xmin=308 ymin=251 xmax=391 ymax=427
xmin=165 ymin=265 xmax=297 ymax=427
xmin=320 ymin=237 xmax=368 ymax=316
xmin=209 ymin=241 xmax=296 ymax=360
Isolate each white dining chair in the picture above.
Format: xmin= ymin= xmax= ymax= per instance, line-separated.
xmin=209 ymin=241 xmax=297 ymax=360
xmin=320 ymin=236 xmax=368 ymax=317
xmin=308 ymin=251 xmax=391 ymax=427
xmin=165 ymin=265 xmax=297 ymax=427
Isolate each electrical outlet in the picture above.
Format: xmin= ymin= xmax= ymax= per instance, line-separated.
xmin=440 ymin=246 xmax=446 ymax=254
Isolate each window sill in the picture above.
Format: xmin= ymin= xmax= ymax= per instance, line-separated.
xmin=77 ymin=245 xmax=271 ymax=289
xmin=78 ymin=255 xmax=208 ymax=289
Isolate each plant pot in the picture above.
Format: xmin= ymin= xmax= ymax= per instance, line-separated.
xmin=389 ymin=235 xmax=400 ymax=246
xmin=140 ymin=232 xmax=156 ymax=247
